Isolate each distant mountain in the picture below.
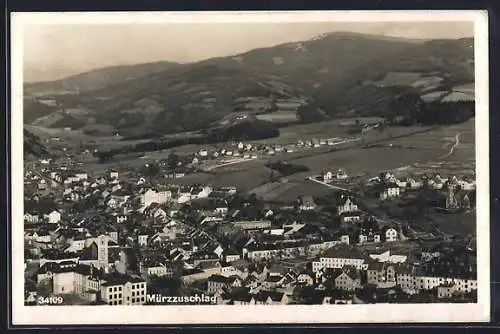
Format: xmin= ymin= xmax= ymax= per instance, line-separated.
xmin=23 ymin=32 xmax=474 ymax=137
xmin=24 ymin=61 xmax=180 ymax=96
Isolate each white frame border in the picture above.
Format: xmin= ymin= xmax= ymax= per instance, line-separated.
xmin=10 ymin=10 xmax=490 ymax=325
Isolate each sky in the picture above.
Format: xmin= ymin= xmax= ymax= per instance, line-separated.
xmin=22 ymin=21 xmax=474 ymax=82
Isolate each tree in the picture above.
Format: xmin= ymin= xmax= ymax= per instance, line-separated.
xmin=167 ymin=151 xmax=180 ymax=171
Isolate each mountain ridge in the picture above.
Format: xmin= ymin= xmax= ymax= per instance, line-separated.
xmin=23 ymin=33 xmax=475 ymax=138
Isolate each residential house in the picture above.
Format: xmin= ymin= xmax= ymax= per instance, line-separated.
xmin=337 ymin=196 xmax=358 ymax=215
xmin=335 ymin=268 xmax=362 ymax=291
xmin=367 ymin=262 xmax=397 ymax=288
xmin=298 ymin=196 xmax=316 ymax=211
xmin=46 ymin=210 xmax=61 ymax=224
xmin=379 ymin=185 xmax=401 ymax=200
xmin=207 ymin=274 xmax=242 ymax=295
xmin=253 ymin=290 xmax=288 ymax=305
xmin=384 ymin=228 xmax=398 ymax=242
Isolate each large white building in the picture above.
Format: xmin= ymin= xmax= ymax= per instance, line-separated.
xmin=312 ymin=247 xmax=368 ymax=272
xmin=397 ymin=272 xmax=477 ymax=295
xmin=140 ymin=189 xmax=172 ymax=207
xmin=100 ymin=276 xmax=147 ymax=305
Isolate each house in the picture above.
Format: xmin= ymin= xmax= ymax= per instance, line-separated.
xmin=109 ymin=170 xmax=119 ymax=179
xmin=379 ymin=185 xmax=401 ymax=200
xmin=340 ymin=212 xmax=362 ymax=224
xmin=323 ymin=171 xmax=334 ymax=183
xmin=337 ymin=196 xmax=358 ymax=215
xmin=191 ymin=186 xmax=212 ymax=199
xmin=100 ymin=275 xmax=147 ymax=305
xmin=358 ymin=231 xmax=381 ymax=244
xmin=139 ymin=260 xmax=173 ymax=280
xmin=297 ymin=272 xmax=315 ymax=285
xmin=298 ymin=196 xmax=316 ymax=211
xmin=47 ymin=210 xmax=61 ymax=224
xmin=253 ymin=290 xmax=288 ymax=305
xmin=335 ymin=268 xmax=361 ymax=291
xmin=137 ymin=233 xmax=150 ymax=247
xmin=367 ymin=262 xmax=397 ymax=288
xmin=224 ymin=250 xmax=241 ymax=263
xmin=24 ymin=213 xmax=40 ymax=224
xmin=384 ymin=228 xmax=398 ymax=242
xmin=336 ymin=169 xmax=348 ymax=180
xmin=207 ymin=275 xmax=242 ymax=295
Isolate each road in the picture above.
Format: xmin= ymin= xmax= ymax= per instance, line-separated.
xmin=306 ymin=176 xmax=349 ymax=191
xmin=201 ymin=158 xmax=254 ymax=172
xmin=438 ymin=133 xmax=461 ymax=159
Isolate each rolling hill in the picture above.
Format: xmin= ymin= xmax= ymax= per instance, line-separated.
xmin=23 ymin=32 xmax=475 ymax=138
xmin=24 ymin=61 xmax=180 ymax=96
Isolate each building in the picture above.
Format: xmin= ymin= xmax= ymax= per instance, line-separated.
xmin=207 ymin=275 xmax=242 ymax=295
xmin=337 ymin=197 xmax=358 ymax=215
xmin=232 ymin=220 xmax=271 ymax=230
xmin=335 ymin=268 xmax=362 ymax=291
xmin=367 ymin=262 xmax=397 ymax=288
xmin=298 ymin=196 xmax=316 ymax=211
xmin=100 ymin=275 xmax=147 ymax=305
xmin=340 ymin=213 xmax=362 ymax=224
xmin=397 ymin=272 xmax=477 ymax=295
xmin=37 ymin=261 xmax=102 ymax=296
xmin=385 ymin=228 xmax=398 ymax=242
xmin=47 ymin=210 xmax=61 ymax=224
xmin=109 ymin=170 xmax=119 ymax=179
xmin=312 ymin=247 xmax=368 ymax=272
xmin=140 ymin=189 xmax=172 ymax=207
xmin=379 ymin=186 xmax=400 ymax=200
xmin=139 ymin=260 xmax=174 ymax=280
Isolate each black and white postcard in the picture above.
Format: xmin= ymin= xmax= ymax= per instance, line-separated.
xmin=10 ymin=10 xmax=490 ymax=324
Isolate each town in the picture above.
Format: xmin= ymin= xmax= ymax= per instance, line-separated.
xmin=23 ymin=136 xmax=477 ymax=306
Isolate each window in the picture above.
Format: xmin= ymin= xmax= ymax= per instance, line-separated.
xmin=118 ymin=300 xmax=122 ymax=305
xmin=132 ymin=292 xmax=135 ymax=297
xmin=141 ymin=297 xmax=145 ymax=302
xmin=119 ymin=293 xmax=122 ymax=298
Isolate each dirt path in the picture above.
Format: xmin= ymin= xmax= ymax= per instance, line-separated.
xmin=306 ymin=176 xmax=349 ymax=191
xmin=438 ymin=133 xmax=461 ymax=160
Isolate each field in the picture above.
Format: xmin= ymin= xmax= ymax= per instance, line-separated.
xmin=428 ymin=210 xmax=476 ymax=236
xmin=68 ymin=117 xmax=475 ymax=203
xmin=256 ymin=110 xmax=298 ymax=123
xmin=388 ymin=118 xmax=475 ymax=177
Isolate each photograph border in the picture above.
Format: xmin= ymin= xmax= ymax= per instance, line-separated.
xmin=8 ymin=9 xmax=491 ymax=326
